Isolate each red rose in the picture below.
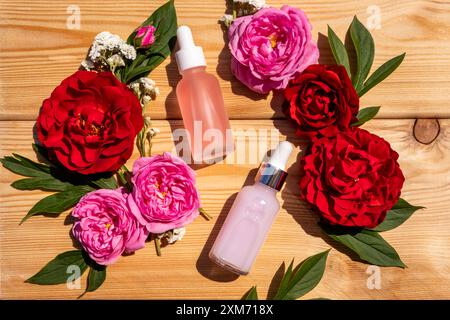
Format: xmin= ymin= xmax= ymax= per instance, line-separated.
xmin=284 ymin=64 xmax=359 ymax=140
xmin=299 ymin=128 xmax=405 ymax=228
xmin=37 ymin=71 xmax=143 ymax=175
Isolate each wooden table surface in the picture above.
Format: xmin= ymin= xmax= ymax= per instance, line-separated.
xmin=1 ymin=0 xmax=449 ymax=299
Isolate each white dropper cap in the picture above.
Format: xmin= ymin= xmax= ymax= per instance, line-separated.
xmin=175 ymin=26 xmax=207 ymax=73
xmin=268 ymin=141 xmax=293 ymax=171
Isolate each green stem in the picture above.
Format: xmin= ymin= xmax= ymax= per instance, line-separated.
xmin=117 ymin=165 xmax=132 ymax=191
xmin=154 ymin=237 xmax=162 ymax=256
xmin=136 ymin=102 xmax=149 ymax=157
xmin=147 ymin=132 xmax=154 ymax=156
xmin=199 ymin=207 xmax=212 ymax=221
xmin=136 ymin=128 xmax=146 ymax=157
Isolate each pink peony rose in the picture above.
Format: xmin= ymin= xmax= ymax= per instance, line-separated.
xmin=134 ymin=25 xmax=156 ymax=48
xmin=228 ymin=5 xmax=319 ymax=94
xmin=128 ymin=153 xmax=200 ymax=234
xmin=71 ymin=189 xmax=148 ymax=265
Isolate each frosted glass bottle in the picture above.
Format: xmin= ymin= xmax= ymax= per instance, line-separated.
xmin=175 ymin=26 xmax=233 ymax=163
xmin=209 ymin=142 xmax=293 ymax=275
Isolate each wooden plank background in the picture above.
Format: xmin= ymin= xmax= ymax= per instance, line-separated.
xmin=1 ymin=0 xmax=449 ymax=299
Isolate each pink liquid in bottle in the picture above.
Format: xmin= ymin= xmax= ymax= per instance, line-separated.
xmin=175 ymin=26 xmax=233 ymax=163
xmin=209 ymin=142 xmax=294 ymax=275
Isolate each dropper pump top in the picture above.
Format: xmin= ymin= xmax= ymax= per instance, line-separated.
xmin=268 ymin=141 xmax=293 ymax=171
xmin=177 ymin=26 xmax=195 ymax=49
xmin=254 ymin=141 xmax=293 ymax=191
xmin=175 ymin=26 xmax=206 ymax=73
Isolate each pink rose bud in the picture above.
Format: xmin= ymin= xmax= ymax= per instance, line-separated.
xmin=127 ymin=153 xmax=201 ymax=234
xmin=71 ymin=188 xmax=148 ymax=265
xmin=134 ymin=25 xmax=156 ymax=49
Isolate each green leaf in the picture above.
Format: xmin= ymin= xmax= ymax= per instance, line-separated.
xmin=123 ymin=0 xmax=177 ymax=83
xmin=359 ymin=53 xmax=406 ymax=97
xmin=322 ymin=225 xmax=406 ymax=268
xmin=29 ymin=145 xmax=119 ymax=190
xmin=273 ymin=260 xmax=294 ymax=300
xmin=351 ymin=106 xmax=380 ymax=127
xmin=349 ymin=16 xmax=375 ymax=92
xmin=2 ymin=153 xmax=78 ymax=192
xmin=124 ymin=54 xmax=166 ymax=83
xmin=11 ymin=176 xmax=73 ymax=192
xmin=243 ymin=251 xmax=330 ymax=300
xmin=84 ymin=267 xmax=107 ymax=294
xmin=1 ymin=153 xmax=89 ymax=194
xmin=26 ymin=146 xmax=118 ymax=190
xmin=21 ymin=185 xmax=94 ymax=224
xmin=276 ymin=249 xmax=330 ymax=300
xmin=127 ymin=0 xmax=177 ymax=50
xmin=0 ymin=156 xmax=49 ymax=177
xmin=26 ymin=250 xmax=88 ymax=285
xmin=90 ymin=176 xmax=118 ymax=190
xmin=122 ymin=54 xmax=147 ymax=79
xmin=124 ymin=47 xmax=171 ymax=83
xmin=12 ymin=153 xmax=51 ymax=173
xmin=242 ymin=286 xmax=258 ymax=300
xmin=372 ymin=198 xmax=424 ymax=232
xmin=327 ymin=25 xmax=351 ymax=76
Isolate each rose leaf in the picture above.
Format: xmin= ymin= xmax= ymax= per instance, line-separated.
xmin=123 ymin=0 xmax=177 ymax=83
xmin=242 ymin=286 xmax=259 ymax=300
xmin=274 ymin=249 xmax=330 ymax=300
xmin=1 ymin=153 xmax=75 ymax=191
xmin=359 ymin=53 xmax=406 ymax=97
xmin=351 ymin=106 xmax=380 ymax=127
xmin=371 ymin=198 xmax=425 ymax=232
xmin=0 ymin=154 xmax=50 ymax=178
xmin=21 ymin=185 xmax=95 ymax=224
xmin=321 ymin=225 xmax=406 ymax=268
xmin=83 ymin=266 xmax=107 ymax=296
xmin=327 ymin=25 xmax=351 ymax=77
xmin=25 ymin=250 xmax=88 ymax=285
xmin=242 ymin=251 xmax=330 ymax=300
xmin=349 ymin=16 xmax=375 ymax=93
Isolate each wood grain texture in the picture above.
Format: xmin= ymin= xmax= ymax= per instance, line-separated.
xmin=1 ymin=0 xmax=450 ymax=120
xmin=1 ymin=119 xmax=449 ymax=299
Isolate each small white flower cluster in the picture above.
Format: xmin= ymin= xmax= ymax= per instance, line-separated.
xmin=136 ymin=115 xmax=160 ymax=157
xmin=144 ymin=116 xmax=160 ymax=140
xmin=237 ymin=0 xmax=266 ymax=10
xmin=128 ymin=77 xmax=160 ymax=106
xmin=220 ymin=0 xmax=266 ymax=27
xmin=220 ymin=14 xmax=234 ymax=27
xmin=89 ymin=32 xmax=136 ymax=60
xmin=158 ymin=227 xmax=186 ymax=244
xmin=81 ymin=31 xmax=136 ymax=72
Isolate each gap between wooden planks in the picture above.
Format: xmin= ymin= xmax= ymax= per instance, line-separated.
xmin=1 ymin=0 xmax=450 ymax=120
xmin=0 ymin=119 xmax=449 ymax=299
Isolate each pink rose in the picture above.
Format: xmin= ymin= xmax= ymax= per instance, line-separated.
xmin=134 ymin=25 xmax=156 ymax=48
xmin=228 ymin=5 xmax=319 ymax=94
xmin=71 ymin=189 xmax=148 ymax=265
xmin=128 ymin=153 xmax=200 ymax=234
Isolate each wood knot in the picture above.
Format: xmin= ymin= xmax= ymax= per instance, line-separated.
xmin=413 ymin=119 xmax=440 ymax=145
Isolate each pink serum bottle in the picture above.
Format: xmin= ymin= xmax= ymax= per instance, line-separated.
xmin=209 ymin=141 xmax=294 ymax=275
xmin=175 ymin=26 xmax=233 ymax=163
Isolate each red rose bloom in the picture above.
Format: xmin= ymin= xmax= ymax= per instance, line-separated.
xmin=299 ymin=128 xmax=405 ymax=228
xmin=284 ymin=64 xmax=359 ymax=140
xmin=37 ymin=71 xmax=143 ymax=175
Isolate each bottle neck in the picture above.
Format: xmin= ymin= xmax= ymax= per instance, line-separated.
xmin=254 ymin=182 xmax=279 ymax=194
xmin=254 ymin=163 xmax=288 ymax=192
xmin=181 ymin=66 xmax=206 ymax=76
